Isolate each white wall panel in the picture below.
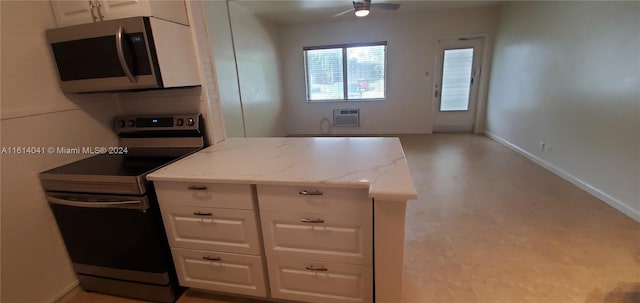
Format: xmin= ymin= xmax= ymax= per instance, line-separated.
xmin=204 ymin=1 xmax=286 ymax=138
xmin=486 ymin=2 xmax=640 ymax=220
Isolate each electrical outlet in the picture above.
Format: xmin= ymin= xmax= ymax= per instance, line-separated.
xmin=539 ymin=142 xmax=545 ymax=152
xmin=545 ymin=145 xmax=552 ymax=152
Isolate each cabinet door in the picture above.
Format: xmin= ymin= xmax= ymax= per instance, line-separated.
xmin=172 ymin=248 xmax=267 ymax=297
xmin=268 ymin=256 xmax=372 ymax=303
xmin=161 ymin=205 xmax=261 ymax=255
xmin=51 ymin=1 xmax=96 ymax=27
xmin=155 ymin=182 xmax=255 ymax=210
xmin=260 ymin=211 xmax=372 ymax=265
xmin=257 ymin=185 xmax=371 ymax=216
xmin=98 ymin=0 xmax=151 ymax=20
xmin=98 ymin=0 xmax=189 ymax=25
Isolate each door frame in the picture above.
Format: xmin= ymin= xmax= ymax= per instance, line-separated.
xmin=431 ymin=34 xmax=492 ymax=134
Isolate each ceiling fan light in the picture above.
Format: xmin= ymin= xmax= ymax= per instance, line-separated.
xmin=355 ymin=8 xmax=369 ymax=17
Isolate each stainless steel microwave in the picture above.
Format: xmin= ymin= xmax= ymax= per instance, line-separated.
xmin=46 ymin=16 xmax=200 ymax=93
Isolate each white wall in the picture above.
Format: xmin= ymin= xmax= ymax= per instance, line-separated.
xmin=117 ymin=0 xmax=232 ymax=145
xmin=204 ymin=1 xmax=245 ymax=137
xmin=1 ymin=1 xmax=120 ymax=302
xmin=183 ymin=0 xmax=229 ymax=144
xmin=204 ymin=1 xmax=287 ymax=137
xmin=281 ymin=7 xmax=499 ymax=135
xmin=485 ymin=2 xmax=640 ymax=221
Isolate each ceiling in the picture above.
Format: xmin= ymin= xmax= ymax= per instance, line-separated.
xmin=233 ymin=0 xmax=501 ymax=26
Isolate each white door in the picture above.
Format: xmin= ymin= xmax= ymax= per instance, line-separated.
xmin=160 ymin=205 xmax=261 ymax=255
xmin=432 ymin=37 xmax=484 ymax=132
xmin=51 ymin=1 xmax=96 ymax=27
xmin=171 ymin=248 xmax=267 ymax=297
xmin=259 ymin=211 xmax=373 ymax=265
xmin=267 ymin=256 xmax=373 ymax=303
xmin=99 ymin=0 xmax=150 ymax=20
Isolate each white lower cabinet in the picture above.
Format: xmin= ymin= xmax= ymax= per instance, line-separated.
xmin=267 ymin=256 xmax=373 ymax=303
xmin=157 ymin=182 xmax=374 ymax=302
xmin=155 ymin=182 xmax=255 ymax=210
xmin=156 ymin=182 xmax=267 ymax=298
xmin=257 ymin=185 xmax=374 ymax=303
xmin=260 ymin=211 xmax=372 ymax=265
xmin=161 ymin=204 xmax=261 ymax=255
xmin=171 ymin=248 xmax=267 ymax=297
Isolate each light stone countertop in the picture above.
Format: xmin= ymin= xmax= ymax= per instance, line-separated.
xmin=147 ymin=137 xmax=417 ymax=201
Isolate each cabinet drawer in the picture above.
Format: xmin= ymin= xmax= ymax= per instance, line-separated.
xmin=257 ymin=185 xmax=371 ymax=216
xmin=268 ymin=256 xmax=372 ymax=303
xmin=161 ymin=205 xmax=261 ymax=255
xmin=155 ymin=182 xmax=254 ymax=210
xmin=171 ymin=248 xmax=267 ymax=297
xmin=260 ymin=211 xmax=372 ymax=265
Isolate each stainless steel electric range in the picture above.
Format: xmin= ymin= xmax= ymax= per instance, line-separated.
xmin=39 ymin=113 xmax=207 ymax=303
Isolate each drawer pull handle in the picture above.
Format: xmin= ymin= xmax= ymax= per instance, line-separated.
xmin=202 ymin=256 xmax=221 ymax=261
xmin=188 ymin=185 xmax=208 ymax=191
xmin=300 ymin=218 xmax=324 ymax=224
xmin=305 ymin=265 xmax=328 ymax=271
xmin=299 ymin=190 xmax=323 ymax=196
xmin=193 ymin=211 xmax=213 ymax=216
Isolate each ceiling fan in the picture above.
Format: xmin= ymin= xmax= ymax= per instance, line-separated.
xmin=333 ymin=0 xmax=401 ymax=18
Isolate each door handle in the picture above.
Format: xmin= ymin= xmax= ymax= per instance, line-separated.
xmin=300 ymin=218 xmax=324 ymax=224
xmin=202 ymin=256 xmax=221 ymax=261
xmin=88 ymin=1 xmax=98 ymax=22
xmin=95 ymin=0 xmax=104 ymax=21
xmin=192 ymin=211 xmax=213 ymax=216
xmin=115 ymin=26 xmax=136 ymax=83
xmin=46 ymin=196 xmax=146 ymax=210
xmin=305 ymin=265 xmax=328 ymax=271
xmin=187 ymin=185 xmax=208 ymax=191
xmin=299 ymin=190 xmax=323 ymax=196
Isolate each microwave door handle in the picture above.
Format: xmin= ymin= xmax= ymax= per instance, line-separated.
xmin=116 ymin=26 xmax=136 ymax=83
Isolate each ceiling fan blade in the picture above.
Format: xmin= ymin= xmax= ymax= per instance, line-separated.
xmin=371 ymin=3 xmax=401 ymax=10
xmin=333 ymin=8 xmax=355 ymax=17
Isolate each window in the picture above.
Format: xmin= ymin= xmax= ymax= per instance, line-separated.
xmin=304 ymin=42 xmax=386 ymax=101
xmin=440 ymin=48 xmax=474 ymax=111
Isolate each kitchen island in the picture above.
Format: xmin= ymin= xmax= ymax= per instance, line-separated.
xmin=147 ymin=137 xmax=417 ymax=303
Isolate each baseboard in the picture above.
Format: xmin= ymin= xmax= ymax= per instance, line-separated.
xmin=286 ymin=133 xmax=430 ymax=137
xmin=485 ymin=131 xmax=640 ymax=223
xmin=432 ymin=125 xmax=472 ymax=133
xmin=50 ymin=281 xmax=80 ymax=303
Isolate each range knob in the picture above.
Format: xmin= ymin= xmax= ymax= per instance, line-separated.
xmin=186 ymin=118 xmax=195 ymax=126
xmin=176 ymin=118 xmax=184 ymax=126
xmin=127 ymin=120 xmax=135 ymax=127
xmin=117 ymin=120 xmax=126 ymax=128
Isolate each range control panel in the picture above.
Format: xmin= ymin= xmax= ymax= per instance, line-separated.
xmin=114 ymin=114 xmax=201 ymax=134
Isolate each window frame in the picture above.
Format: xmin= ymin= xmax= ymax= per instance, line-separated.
xmin=303 ymin=41 xmax=388 ymax=102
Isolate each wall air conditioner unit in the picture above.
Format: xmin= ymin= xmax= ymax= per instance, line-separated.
xmin=333 ymin=109 xmax=359 ymax=127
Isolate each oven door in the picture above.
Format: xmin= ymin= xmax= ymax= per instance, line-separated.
xmin=46 ymin=192 xmax=171 ymax=285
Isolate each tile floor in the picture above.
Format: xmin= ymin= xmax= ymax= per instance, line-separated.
xmin=60 ymin=134 xmax=640 ymax=303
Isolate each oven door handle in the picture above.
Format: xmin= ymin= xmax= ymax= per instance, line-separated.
xmin=46 ymin=196 xmax=146 ymax=210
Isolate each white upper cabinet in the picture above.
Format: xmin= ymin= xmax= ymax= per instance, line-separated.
xmin=51 ymin=0 xmax=188 ymax=28
xmin=99 ymin=0 xmax=151 ymax=19
xmin=50 ymin=1 xmax=96 ymax=27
